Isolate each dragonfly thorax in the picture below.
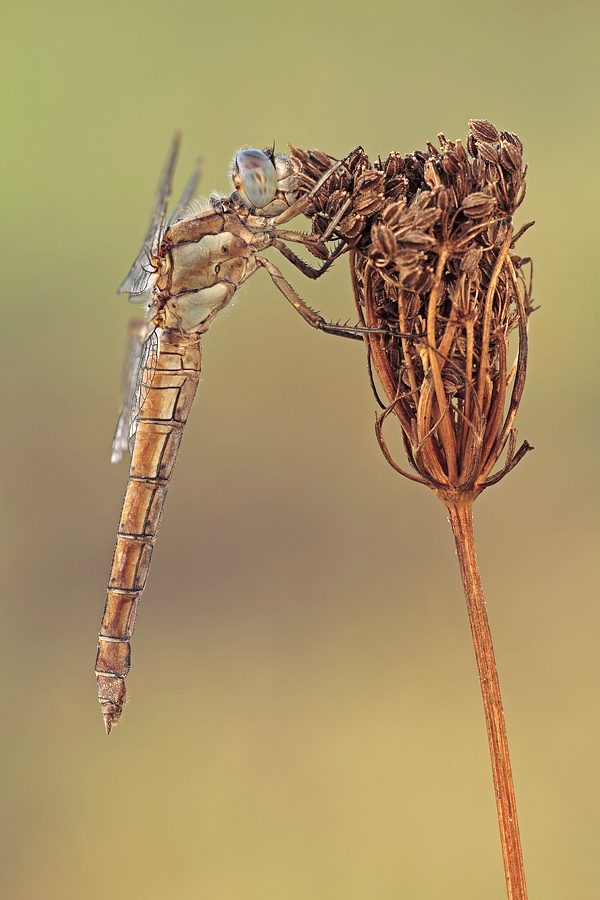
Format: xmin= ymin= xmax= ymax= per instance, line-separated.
xmin=156 ymin=222 xmax=251 ymax=334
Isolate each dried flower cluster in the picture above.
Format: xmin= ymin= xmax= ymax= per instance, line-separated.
xmin=289 ymin=120 xmax=535 ymax=505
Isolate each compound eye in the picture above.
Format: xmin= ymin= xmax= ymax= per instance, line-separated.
xmin=232 ymin=149 xmax=277 ymax=209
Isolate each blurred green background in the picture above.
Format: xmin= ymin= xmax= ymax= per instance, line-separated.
xmin=2 ymin=1 xmax=599 ymax=898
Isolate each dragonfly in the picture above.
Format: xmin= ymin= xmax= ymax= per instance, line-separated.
xmin=95 ymin=134 xmax=383 ymax=733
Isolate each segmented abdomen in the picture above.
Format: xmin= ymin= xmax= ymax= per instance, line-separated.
xmin=96 ymin=328 xmax=201 ymax=733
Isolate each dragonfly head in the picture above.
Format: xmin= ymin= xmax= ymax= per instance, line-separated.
xmin=231 ymin=148 xmax=279 ymax=210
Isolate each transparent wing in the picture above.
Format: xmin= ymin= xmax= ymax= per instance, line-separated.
xmin=111 ymin=321 xmax=159 ymax=463
xmin=167 ymin=158 xmax=203 ymax=227
xmin=118 ymin=133 xmax=181 ymax=297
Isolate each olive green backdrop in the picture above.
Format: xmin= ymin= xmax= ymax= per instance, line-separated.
xmin=2 ymin=1 xmax=598 ymax=898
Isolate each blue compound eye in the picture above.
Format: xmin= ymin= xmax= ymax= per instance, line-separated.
xmin=232 ymin=149 xmax=277 ymax=209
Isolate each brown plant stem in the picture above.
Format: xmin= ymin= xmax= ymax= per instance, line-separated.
xmin=444 ymin=497 xmax=528 ymax=900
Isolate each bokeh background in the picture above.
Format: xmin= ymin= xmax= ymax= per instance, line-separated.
xmin=2 ymin=1 xmax=599 ymax=898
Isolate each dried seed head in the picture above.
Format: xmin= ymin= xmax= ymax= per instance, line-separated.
xmin=290 ymin=121 xmax=535 ymax=502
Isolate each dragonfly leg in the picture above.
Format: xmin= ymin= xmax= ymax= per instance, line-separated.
xmin=268 ymin=238 xmax=341 ymax=280
xmin=271 ymin=231 xmax=348 ymax=266
xmin=255 ymin=256 xmax=404 ymax=341
xmin=268 ymin=229 xmax=332 ymax=261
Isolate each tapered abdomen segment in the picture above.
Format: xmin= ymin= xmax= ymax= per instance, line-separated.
xmin=96 ymin=329 xmax=201 ymax=733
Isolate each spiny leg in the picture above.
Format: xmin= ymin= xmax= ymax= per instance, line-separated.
xmin=267 ymin=229 xmax=331 ymax=261
xmin=255 ymin=256 xmax=411 ymax=341
xmin=268 ymin=238 xmax=345 ymax=281
xmin=271 ymin=231 xmax=347 ymax=264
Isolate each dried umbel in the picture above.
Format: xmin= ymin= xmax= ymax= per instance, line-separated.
xmin=290 ymin=120 xmax=535 ymax=506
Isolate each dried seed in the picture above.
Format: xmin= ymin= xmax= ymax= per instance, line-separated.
xmin=395 ymin=249 xmax=426 ymax=270
xmin=339 ymin=215 xmax=364 ymax=240
xmin=288 ymin=144 xmax=308 ymax=164
xmin=355 ymin=171 xmax=384 ymax=192
xmin=355 ymin=193 xmax=385 ymax=215
xmin=309 ymin=149 xmax=332 ymax=169
xmin=385 ymin=152 xmax=405 ymax=176
xmin=436 ymin=186 xmax=453 ymax=211
xmin=486 ymin=219 xmax=509 ymax=247
xmin=371 ymin=224 xmax=397 ymax=259
xmin=500 ymin=131 xmax=523 ymax=153
xmin=461 ymin=192 xmax=497 ymax=217
xmin=485 ymin=161 xmax=500 ymax=184
xmin=477 ymin=142 xmax=500 ymax=164
xmin=402 ymin=266 xmax=434 ymax=292
xmin=412 ymin=207 xmax=441 ymax=229
xmin=385 ymin=175 xmax=409 ymax=201
xmin=442 ymin=151 xmax=462 ymax=175
xmin=382 ymin=199 xmax=407 ymax=227
xmin=500 ymin=142 xmax=522 ymax=173
xmin=461 ymin=247 xmax=483 ymax=273
xmin=471 ymin=157 xmax=486 ymax=184
xmin=437 ymin=133 xmax=456 ymax=152
xmin=454 ymin=140 xmax=469 ymax=165
xmin=424 ymin=159 xmax=443 ymax=188
xmin=325 ymin=189 xmax=348 ymax=215
xmin=469 ymin=119 xmax=500 ymax=143
xmin=397 ymin=230 xmax=437 ymax=250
